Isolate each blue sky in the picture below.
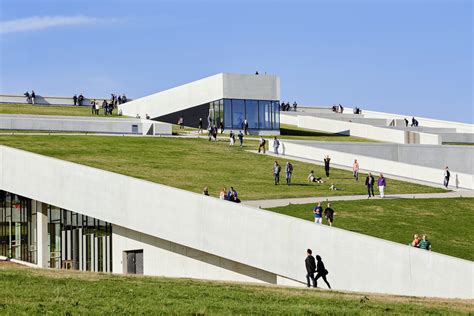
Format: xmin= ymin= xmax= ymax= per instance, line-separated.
xmin=0 ymin=0 xmax=472 ymax=123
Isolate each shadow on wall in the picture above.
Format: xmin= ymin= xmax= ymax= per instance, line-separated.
xmin=114 ymin=225 xmax=282 ymax=284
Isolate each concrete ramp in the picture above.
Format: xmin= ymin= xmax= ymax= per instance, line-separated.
xmin=0 ymin=145 xmax=472 ymax=299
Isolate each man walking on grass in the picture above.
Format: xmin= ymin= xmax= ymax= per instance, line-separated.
xmin=365 ymin=172 xmax=375 ymax=198
xmin=305 ymin=249 xmax=316 ymax=288
xmin=273 ymin=161 xmax=281 ymax=185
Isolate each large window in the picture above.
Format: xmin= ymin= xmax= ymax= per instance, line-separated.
xmin=209 ymin=98 xmax=280 ymax=131
xmin=231 ymin=99 xmax=245 ymax=129
xmin=224 ymin=99 xmax=232 ymax=129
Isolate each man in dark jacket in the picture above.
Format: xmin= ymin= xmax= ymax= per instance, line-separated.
xmin=324 ymin=155 xmax=331 ymax=177
xmin=305 ymin=249 xmax=316 ymax=287
xmin=443 ymin=166 xmax=450 ymax=189
xmin=365 ymin=172 xmax=375 ymax=198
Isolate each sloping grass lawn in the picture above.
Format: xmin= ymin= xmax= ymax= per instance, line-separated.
xmin=0 ymin=103 xmax=122 ymax=117
xmin=0 ymin=135 xmax=444 ymax=200
xmin=269 ymin=198 xmax=474 ymax=261
xmin=279 ymin=123 xmax=377 ymax=142
xmin=0 ymin=265 xmax=471 ymax=315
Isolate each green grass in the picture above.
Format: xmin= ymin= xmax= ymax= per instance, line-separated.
xmin=279 ymin=123 xmax=377 ymax=142
xmin=0 ymin=103 xmax=123 ymax=117
xmin=0 ymin=265 xmax=471 ymax=315
xmin=269 ymin=198 xmax=474 ymax=261
xmin=0 ymin=135 xmax=444 ymax=200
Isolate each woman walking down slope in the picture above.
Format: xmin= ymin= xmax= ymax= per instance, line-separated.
xmin=377 ymin=174 xmax=386 ymax=198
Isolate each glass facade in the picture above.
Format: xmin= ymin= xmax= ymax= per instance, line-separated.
xmin=0 ymin=191 xmax=36 ymax=263
xmin=0 ymin=190 xmax=112 ymax=272
xmin=208 ymin=98 xmax=280 ymax=130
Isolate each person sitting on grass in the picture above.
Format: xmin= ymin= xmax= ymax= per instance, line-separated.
xmin=409 ymin=234 xmax=421 ymax=247
xmin=329 ymin=183 xmax=341 ymax=191
xmin=418 ymin=235 xmax=432 ymax=251
xmin=307 ymin=170 xmax=324 ymax=183
xmin=219 ymin=187 xmax=227 ymax=200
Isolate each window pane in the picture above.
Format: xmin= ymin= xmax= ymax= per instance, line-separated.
xmin=246 ymin=100 xmax=259 ymax=129
xmin=224 ymin=99 xmax=232 ymax=129
xmin=259 ymin=100 xmax=272 ymax=129
xmin=272 ymin=101 xmax=280 ymax=129
xmin=231 ymin=99 xmax=245 ymax=129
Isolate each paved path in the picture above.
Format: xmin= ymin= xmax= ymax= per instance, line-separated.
xmin=243 ymin=190 xmax=474 ymax=209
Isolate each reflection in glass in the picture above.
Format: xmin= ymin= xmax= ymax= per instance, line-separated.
xmin=245 ymin=100 xmax=259 ymax=129
xmin=231 ymin=99 xmax=245 ymax=129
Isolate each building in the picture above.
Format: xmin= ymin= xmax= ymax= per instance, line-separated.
xmin=0 ymin=145 xmax=472 ymax=299
xmin=119 ymin=73 xmax=281 ymax=135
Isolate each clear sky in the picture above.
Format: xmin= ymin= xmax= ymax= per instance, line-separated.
xmin=0 ymin=0 xmax=472 ymax=123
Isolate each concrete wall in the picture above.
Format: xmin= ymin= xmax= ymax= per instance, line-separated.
xmin=270 ymin=140 xmax=473 ymax=190
xmin=119 ymin=73 xmax=279 ymax=120
xmin=0 ymin=145 xmax=472 ymax=299
xmin=0 ymin=94 xmax=119 ymax=107
xmin=113 ymin=225 xmax=278 ymax=284
xmin=281 ymin=113 xmax=442 ymax=145
xmin=0 ymin=114 xmax=171 ymax=135
xmin=359 ymin=109 xmax=474 ymax=133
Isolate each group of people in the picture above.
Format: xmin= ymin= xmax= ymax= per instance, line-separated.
xmin=305 ymin=249 xmax=331 ymax=289
xmin=72 ymin=94 xmax=85 ymax=106
xmin=312 ymin=202 xmax=334 ymax=226
xmin=404 ymin=117 xmax=419 ymax=127
xmin=409 ymin=234 xmax=432 ymax=251
xmin=332 ymin=104 xmax=344 ymax=113
xmin=23 ymin=90 xmax=36 ymax=104
xmin=353 ymin=107 xmax=362 ymax=114
xmin=272 ymin=161 xmax=295 ymax=185
xmin=203 ymin=186 xmax=240 ymax=203
xmin=280 ymin=101 xmax=297 ymax=112
xmin=90 ymin=99 xmax=116 ymax=115
xmin=228 ymin=131 xmax=244 ymax=147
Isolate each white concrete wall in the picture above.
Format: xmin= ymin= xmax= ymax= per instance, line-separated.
xmin=282 ymin=113 xmax=442 ymax=145
xmin=0 ymin=145 xmax=472 ymax=298
xmin=113 ymin=225 xmax=277 ymax=284
xmin=119 ymin=73 xmax=279 ymax=119
xmin=0 ymin=114 xmax=171 ymax=135
xmin=359 ymin=109 xmax=474 ymax=133
xmin=270 ymin=140 xmax=473 ymax=190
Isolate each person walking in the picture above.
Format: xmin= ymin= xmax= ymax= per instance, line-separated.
xmin=352 ymin=159 xmax=359 ymax=181
xmin=285 ymin=161 xmax=293 ymax=185
xmin=443 ymin=166 xmax=450 ymax=189
xmin=258 ymin=136 xmax=266 ymax=154
xmin=178 ymin=116 xmax=184 ymax=129
xmin=365 ymin=172 xmax=375 ymax=198
xmin=273 ymin=161 xmax=281 ymax=185
xmin=24 ymin=91 xmax=31 ymax=103
xmin=90 ymin=100 xmax=95 ymax=114
xmin=324 ymin=203 xmax=334 ymax=227
xmin=273 ymin=137 xmax=280 ymax=155
xmin=229 ymin=131 xmax=235 ymax=146
xmin=73 ymin=94 xmax=78 ymax=106
xmin=324 ymin=155 xmax=331 ymax=177
xmin=313 ymin=202 xmax=323 ymax=224
xmin=315 ymin=255 xmax=331 ymax=289
xmin=198 ymin=118 xmax=203 ymax=134
xmin=31 ymin=90 xmax=36 ymax=104
xmin=305 ymin=249 xmax=316 ymax=288
xmin=238 ymin=131 xmax=244 ymax=147
xmin=243 ymin=119 xmax=249 ymax=135
xmin=377 ymin=174 xmax=386 ymax=198
xmin=78 ymin=94 xmax=84 ymax=106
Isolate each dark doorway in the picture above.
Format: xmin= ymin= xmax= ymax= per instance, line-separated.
xmin=125 ymin=250 xmax=143 ymax=274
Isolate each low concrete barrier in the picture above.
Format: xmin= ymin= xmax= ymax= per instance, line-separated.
xmin=0 ymin=114 xmax=171 ymax=135
xmin=0 ymin=94 xmax=131 ymax=107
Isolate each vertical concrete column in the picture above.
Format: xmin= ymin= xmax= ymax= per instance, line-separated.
xmin=36 ymin=201 xmax=49 ymax=268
